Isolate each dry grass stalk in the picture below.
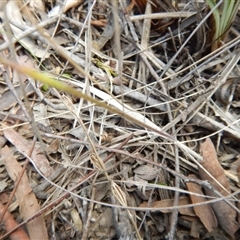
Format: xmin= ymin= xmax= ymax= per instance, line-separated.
xmin=0 ymin=0 xmax=240 ymax=239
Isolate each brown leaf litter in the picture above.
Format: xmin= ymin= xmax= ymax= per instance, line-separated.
xmin=0 ymin=0 xmax=240 ymax=239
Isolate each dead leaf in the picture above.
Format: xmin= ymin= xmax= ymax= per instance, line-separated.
xmin=28 ymin=0 xmax=45 ymax=12
xmin=0 ymin=201 xmax=30 ymax=240
xmin=139 ymin=197 xmax=195 ymax=216
xmin=133 ymin=165 xmax=159 ymax=181
xmin=199 ymin=138 xmax=238 ymax=238
xmin=93 ymin=208 xmax=116 ymax=239
xmin=1 ymin=146 xmax=48 ymax=240
xmin=63 ymin=0 xmax=84 ymax=13
xmin=0 ymin=82 xmax=35 ymax=111
xmin=0 ymin=179 xmax=8 ymax=192
xmin=186 ymin=174 xmax=217 ymax=232
xmin=91 ymin=19 xmax=107 ymax=27
xmin=64 ymin=200 xmax=82 ymax=233
xmin=46 ymin=139 xmax=60 ymax=154
xmin=0 ymin=193 xmax=10 ymax=204
xmin=5 ymin=1 xmax=50 ymax=59
xmin=92 ymin=12 xmax=114 ymax=51
xmin=215 ymin=78 xmax=237 ymax=104
xmin=190 ymin=219 xmax=205 ymax=239
xmin=3 ymin=128 xmax=54 ymax=177
xmin=97 ymin=183 xmax=111 ymax=202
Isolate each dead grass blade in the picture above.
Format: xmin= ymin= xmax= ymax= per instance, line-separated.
xmin=0 ymin=0 xmax=240 ymax=238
